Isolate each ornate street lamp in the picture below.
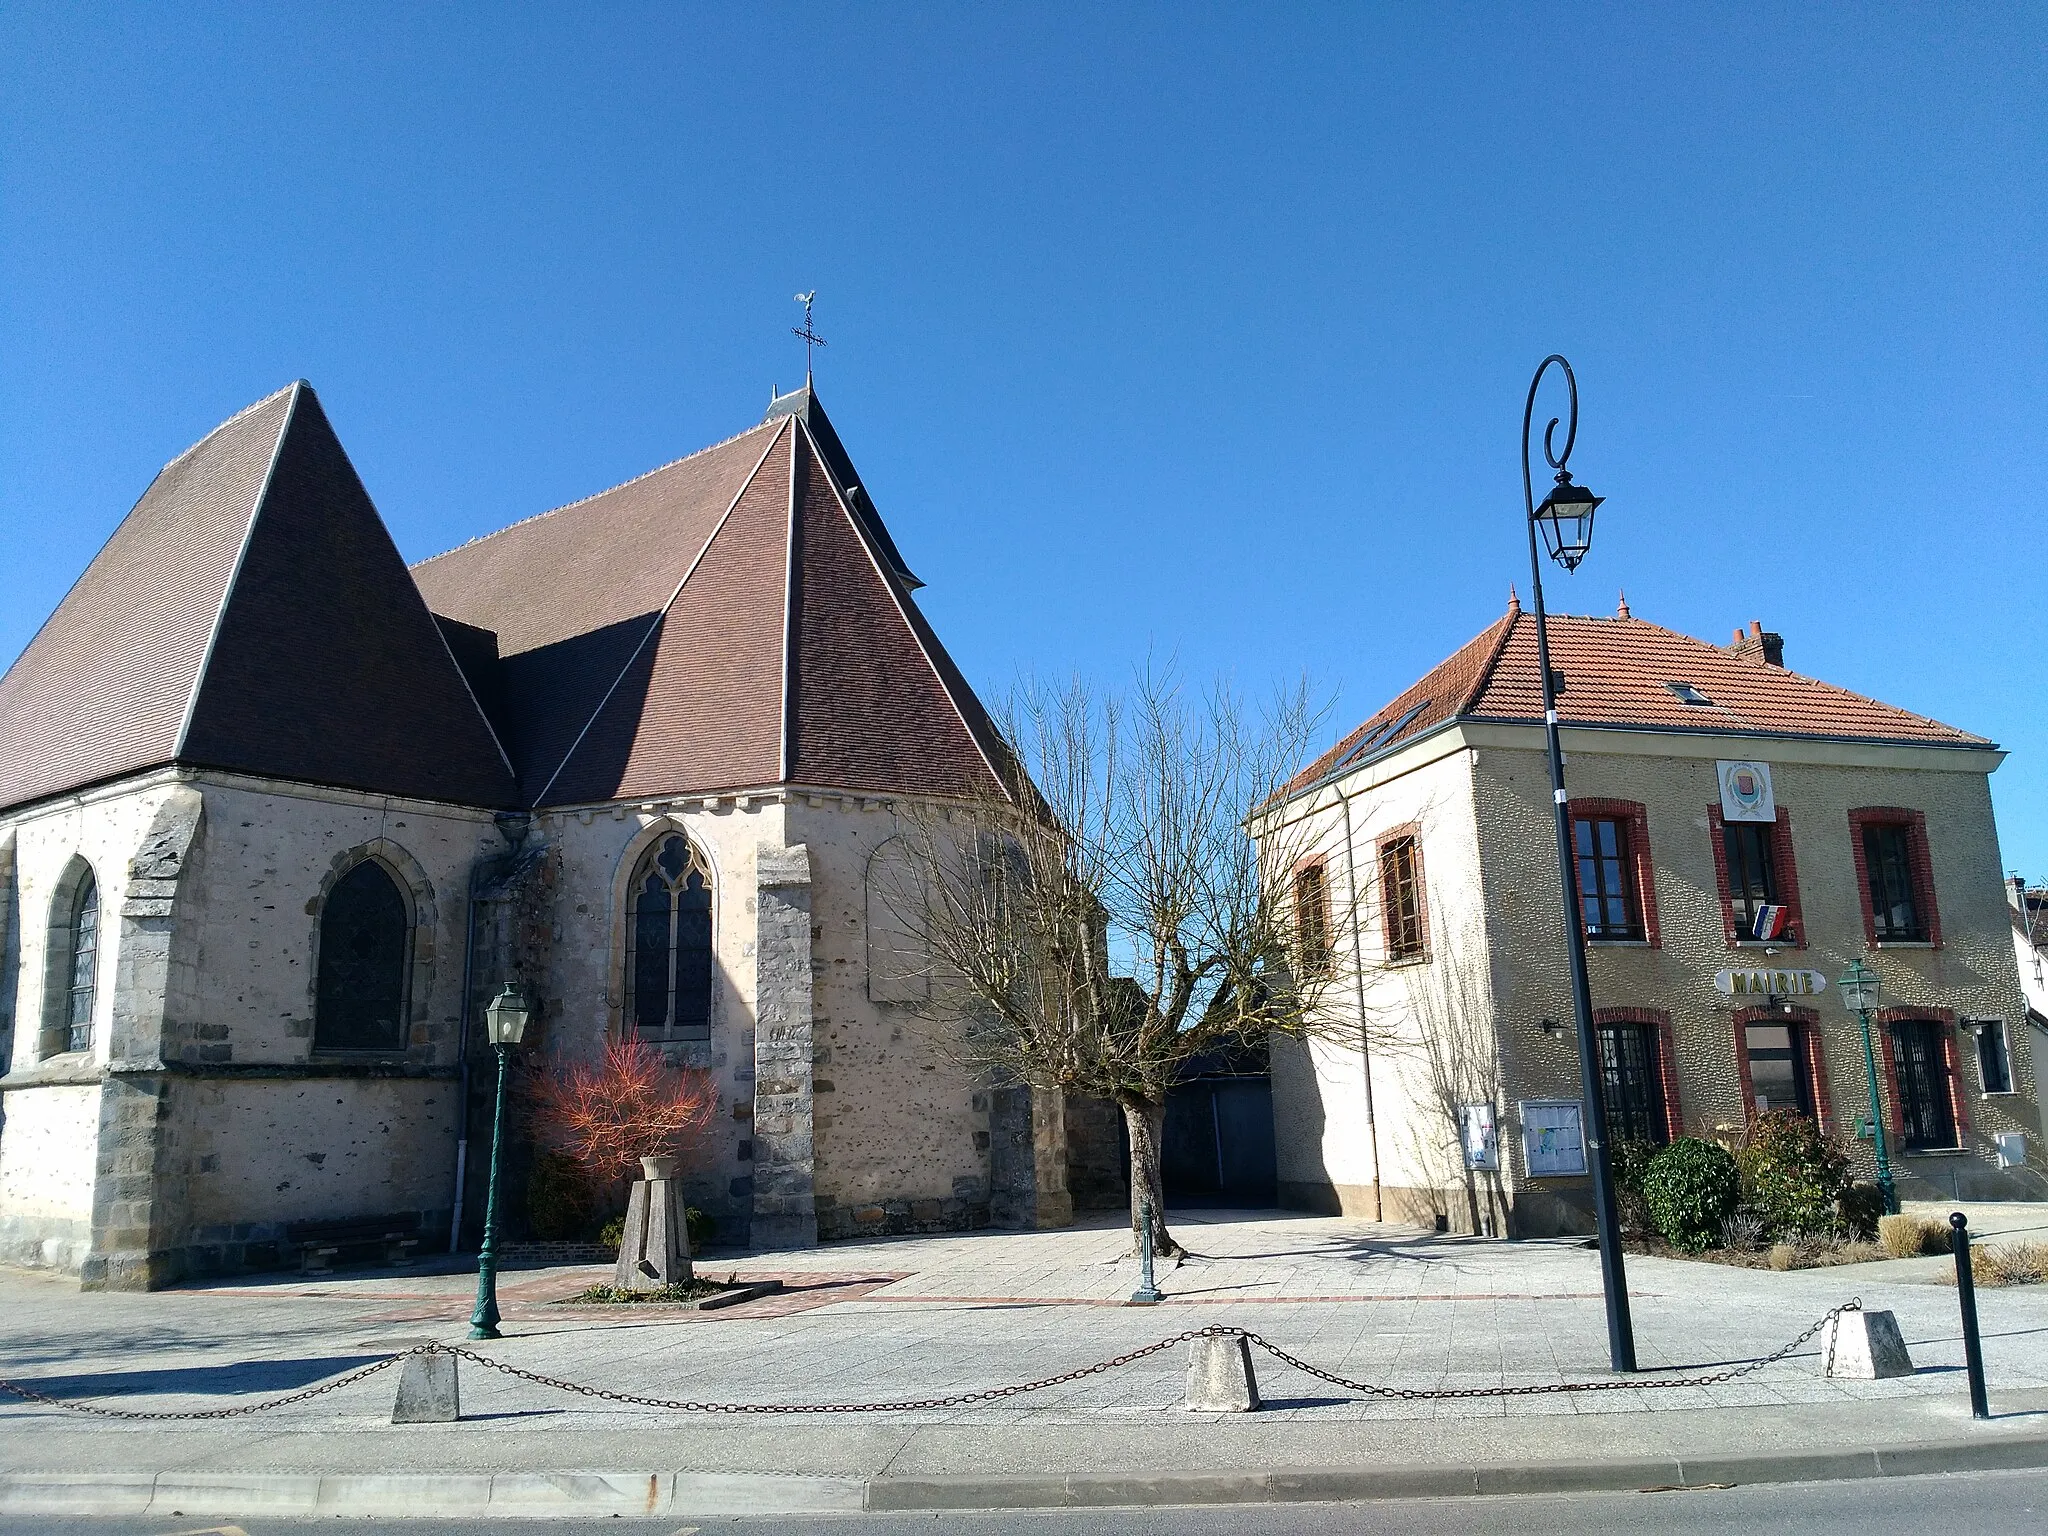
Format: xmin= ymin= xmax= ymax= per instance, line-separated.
xmin=468 ymin=982 xmax=531 ymax=1340
xmin=1521 ymin=354 xmax=1635 ymax=1374
xmin=1836 ymin=958 xmax=1897 ymax=1215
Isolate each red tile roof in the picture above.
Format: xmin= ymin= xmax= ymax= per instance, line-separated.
xmin=1288 ymin=600 xmax=1990 ymax=797
xmin=0 ymin=384 xmax=518 ymax=812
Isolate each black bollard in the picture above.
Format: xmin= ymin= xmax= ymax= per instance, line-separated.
xmin=1950 ymin=1212 xmax=1989 ymax=1419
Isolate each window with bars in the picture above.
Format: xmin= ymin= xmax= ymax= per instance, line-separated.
xmin=1861 ymin=822 xmax=1925 ymax=941
xmin=1292 ymin=862 xmax=1332 ymax=976
xmin=314 ymin=860 xmax=409 ymax=1053
xmin=1379 ymin=835 xmax=1425 ymax=961
xmin=1890 ymin=1019 xmax=1957 ymax=1150
xmin=627 ymin=834 xmax=714 ymax=1041
xmin=1597 ymin=1022 xmax=1668 ymax=1146
xmin=1574 ymin=816 xmax=1642 ymax=940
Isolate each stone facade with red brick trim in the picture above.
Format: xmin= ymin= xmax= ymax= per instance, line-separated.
xmin=1263 ymin=596 xmax=2043 ymax=1240
xmin=1707 ymin=804 xmax=1808 ymax=949
xmin=1847 ymin=807 xmax=1942 ymax=949
xmin=1731 ymin=1003 xmax=1835 ymax=1133
xmin=1567 ymin=797 xmax=1661 ymax=948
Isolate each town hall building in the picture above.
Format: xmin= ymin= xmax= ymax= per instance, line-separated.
xmin=0 ymin=381 xmax=1090 ymax=1289
xmin=1263 ymin=594 xmax=2043 ymax=1235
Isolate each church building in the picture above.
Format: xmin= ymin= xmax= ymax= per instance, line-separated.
xmin=0 ymin=381 xmax=1085 ymax=1289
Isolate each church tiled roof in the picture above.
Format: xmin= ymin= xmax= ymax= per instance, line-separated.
xmin=412 ymin=387 xmax=1011 ymax=807
xmin=0 ymin=384 xmax=519 ymax=812
xmin=1287 ymin=595 xmax=1991 ymax=798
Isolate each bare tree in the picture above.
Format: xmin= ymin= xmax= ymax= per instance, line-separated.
xmin=888 ymin=670 xmax=1362 ymax=1258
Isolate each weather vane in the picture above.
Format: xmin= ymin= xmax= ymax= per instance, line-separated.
xmin=793 ymin=291 xmax=826 ymax=385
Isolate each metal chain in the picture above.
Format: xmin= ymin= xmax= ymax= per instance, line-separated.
xmin=0 ymin=1301 xmax=1860 ymax=1420
xmin=1241 ymin=1299 xmax=1863 ymax=1402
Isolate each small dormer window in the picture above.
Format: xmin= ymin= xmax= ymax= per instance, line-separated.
xmin=1665 ymin=681 xmax=1712 ymax=706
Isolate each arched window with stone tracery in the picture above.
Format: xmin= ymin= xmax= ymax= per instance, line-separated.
xmin=625 ymin=833 xmax=713 ymax=1042
xmin=41 ymin=860 xmax=99 ymax=1058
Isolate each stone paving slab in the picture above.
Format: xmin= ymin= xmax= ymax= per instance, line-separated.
xmin=1 ymin=1209 xmax=2042 ymax=1449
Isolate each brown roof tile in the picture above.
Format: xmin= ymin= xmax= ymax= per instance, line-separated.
xmin=413 ymin=391 xmax=1010 ymax=806
xmin=0 ymin=387 xmax=294 ymax=810
xmin=0 ymin=384 xmax=517 ymax=812
xmin=1291 ymin=603 xmax=1988 ymax=798
xmin=786 ymin=426 xmax=1002 ymax=799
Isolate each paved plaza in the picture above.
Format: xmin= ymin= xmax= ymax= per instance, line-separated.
xmin=0 ymin=1205 xmax=2044 ymax=1515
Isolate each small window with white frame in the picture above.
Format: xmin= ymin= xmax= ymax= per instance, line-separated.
xmin=1970 ymin=1017 xmax=2013 ymax=1095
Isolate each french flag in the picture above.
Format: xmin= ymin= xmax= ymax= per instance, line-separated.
xmin=1752 ymin=904 xmax=1790 ymax=941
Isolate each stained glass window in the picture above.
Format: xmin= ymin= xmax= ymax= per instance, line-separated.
xmin=625 ymin=835 xmax=713 ymax=1041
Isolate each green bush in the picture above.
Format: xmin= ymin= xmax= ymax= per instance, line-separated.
xmin=1642 ymin=1137 xmax=1740 ymax=1251
xmin=600 ymin=1206 xmax=715 ymax=1252
xmin=525 ymin=1150 xmax=596 ymax=1240
xmin=1836 ymin=1182 xmax=1884 ymax=1242
xmin=1734 ymin=1111 xmax=1850 ymax=1239
xmin=1609 ymin=1138 xmax=1658 ymax=1235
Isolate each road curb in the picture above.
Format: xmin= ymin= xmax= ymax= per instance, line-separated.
xmin=3 ymin=1434 xmax=2045 ymax=1519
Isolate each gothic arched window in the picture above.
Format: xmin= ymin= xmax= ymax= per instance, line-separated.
xmin=45 ymin=865 xmax=99 ymax=1056
xmin=626 ymin=834 xmax=713 ymax=1041
xmin=314 ymin=860 xmax=409 ymax=1053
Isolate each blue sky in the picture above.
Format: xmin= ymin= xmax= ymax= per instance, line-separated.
xmin=4 ymin=5 xmax=2044 ymax=874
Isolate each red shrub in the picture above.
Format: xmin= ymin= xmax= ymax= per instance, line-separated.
xmin=527 ymin=1037 xmax=718 ymax=1184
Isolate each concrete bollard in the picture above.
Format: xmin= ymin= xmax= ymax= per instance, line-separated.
xmin=391 ymin=1349 xmax=461 ymax=1423
xmin=1185 ymin=1334 xmax=1261 ymax=1412
xmin=1818 ymin=1310 xmax=1914 ymax=1380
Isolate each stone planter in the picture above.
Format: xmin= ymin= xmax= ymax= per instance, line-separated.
xmin=613 ymin=1155 xmax=693 ymax=1290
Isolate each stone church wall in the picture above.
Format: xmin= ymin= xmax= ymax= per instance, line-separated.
xmin=0 ymin=768 xmax=504 ymax=1283
xmin=536 ymin=798 xmax=784 ymax=1247
xmin=791 ymin=797 xmax=995 ymax=1239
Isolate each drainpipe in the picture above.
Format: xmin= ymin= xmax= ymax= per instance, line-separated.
xmin=1335 ymin=788 xmax=1384 ymax=1221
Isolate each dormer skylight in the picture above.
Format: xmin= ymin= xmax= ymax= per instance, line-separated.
xmin=1665 ymin=681 xmax=1713 ymax=706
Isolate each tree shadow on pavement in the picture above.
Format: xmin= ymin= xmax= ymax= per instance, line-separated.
xmin=6 ymin=1353 xmax=383 ymax=1399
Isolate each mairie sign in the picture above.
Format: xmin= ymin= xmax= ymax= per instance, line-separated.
xmin=1714 ymin=967 xmax=1828 ymax=999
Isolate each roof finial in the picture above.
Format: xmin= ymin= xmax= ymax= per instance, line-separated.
xmin=793 ymin=291 xmax=826 ymax=387
xmin=1616 ymin=588 xmax=1631 ymax=618
xmin=1507 ymin=583 xmax=1521 ymax=614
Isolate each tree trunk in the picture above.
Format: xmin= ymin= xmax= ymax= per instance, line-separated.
xmin=1120 ymin=1096 xmax=1183 ymax=1259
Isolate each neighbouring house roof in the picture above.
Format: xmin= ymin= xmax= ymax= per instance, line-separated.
xmin=1287 ymin=592 xmax=1992 ymax=798
xmin=0 ymin=383 xmax=519 ymax=813
xmin=411 ymin=385 xmax=1010 ymax=806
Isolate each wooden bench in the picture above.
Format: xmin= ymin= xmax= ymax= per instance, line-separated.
xmin=285 ymin=1213 xmax=422 ymax=1274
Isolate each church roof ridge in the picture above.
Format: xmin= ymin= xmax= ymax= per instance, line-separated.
xmin=153 ymin=381 xmax=302 ymax=478
xmin=412 ymin=415 xmax=783 ymax=570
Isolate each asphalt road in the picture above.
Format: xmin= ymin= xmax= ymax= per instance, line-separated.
xmin=15 ymin=1469 xmax=2046 ymax=1536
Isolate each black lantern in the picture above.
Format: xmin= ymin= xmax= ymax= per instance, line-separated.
xmin=1534 ymin=473 xmax=1603 ymax=572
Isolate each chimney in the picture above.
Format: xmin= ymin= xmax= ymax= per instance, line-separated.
xmin=1727 ymin=619 xmax=1785 ymax=668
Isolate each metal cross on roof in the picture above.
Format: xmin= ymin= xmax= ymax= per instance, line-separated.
xmin=793 ymin=291 xmax=827 ymax=385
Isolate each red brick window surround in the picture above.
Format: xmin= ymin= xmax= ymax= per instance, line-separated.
xmin=1376 ymin=824 xmax=1428 ymax=962
xmin=1292 ymin=859 xmax=1333 ymax=976
xmin=1708 ymin=805 xmax=1806 ymax=949
xmin=1874 ymin=1007 xmax=1968 ymax=1150
xmin=1732 ymin=1003 xmax=1834 ymax=1133
xmin=1569 ymin=799 xmax=1659 ymax=947
xmin=1847 ymin=808 xmax=1940 ymax=948
xmin=1592 ymin=1005 xmax=1683 ymax=1144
